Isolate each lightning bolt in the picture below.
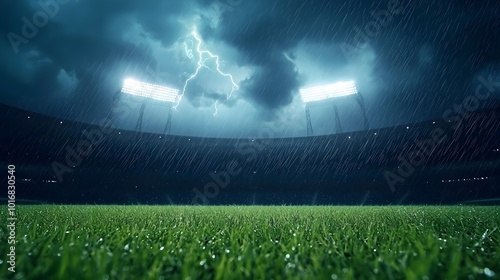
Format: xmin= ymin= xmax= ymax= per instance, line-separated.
xmin=213 ymin=100 xmax=219 ymax=117
xmin=174 ymin=28 xmax=239 ymax=116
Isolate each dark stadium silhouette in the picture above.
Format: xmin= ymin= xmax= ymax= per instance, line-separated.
xmin=1 ymin=102 xmax=498 ymax=205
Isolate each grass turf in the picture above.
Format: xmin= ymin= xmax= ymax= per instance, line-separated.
xmin=1 ymin=206 xmax=499 ymax=279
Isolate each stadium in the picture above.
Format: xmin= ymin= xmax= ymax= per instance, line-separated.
xmin=1 ymin=102 xmax=499 ymax=205
xmin=2 ymin=98 xmax=500 ymax=279
xmin=2 ymin=0 xmax=500 ymax=279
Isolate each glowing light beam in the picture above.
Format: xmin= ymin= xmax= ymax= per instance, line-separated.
xmin=174 ymin=28 xmax=239 ymax=116
xmin=300 ymin=81 xmax=358 ymax=103
xmin=121 ymin=78 xmax=179 ymax=103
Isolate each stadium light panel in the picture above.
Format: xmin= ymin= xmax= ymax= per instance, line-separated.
xmin=122 ymin=78 xmax=179 ymax=103
xmin=300 ymin=81 xmax=358 ymax=103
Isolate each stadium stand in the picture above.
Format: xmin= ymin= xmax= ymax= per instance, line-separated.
xmin=1 ymin=103 xmax=499 ymax=205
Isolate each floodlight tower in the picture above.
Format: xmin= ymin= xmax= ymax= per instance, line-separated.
xmin=305 ymin=106 xmax=314 ymax=136
xmin=299 ymin=81 xmax=369 ymax=136
xmin=135 ymin=103 xmax=147 ymax=131
xmin=356 ymin=93 xmax=370 ymax=132
xmin=116 ymin=78 xmax=179 ymax=134
xmin=333 ymin=103 xmax=343 ymax=134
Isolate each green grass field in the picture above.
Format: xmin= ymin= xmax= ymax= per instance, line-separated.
xmin=1 ymin=206 xmax=499 ymax=279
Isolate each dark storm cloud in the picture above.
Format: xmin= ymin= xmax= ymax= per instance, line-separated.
xmin=239 ymin=53 xmax=300 ymax=110
xmin=211 ymin=0 xmax=500 ymax=115
xmin=0 ymin=0 xmax=200 ymax=118
xmin=208 ymin=0 xmax=399 ymax=111
xmin=0 ymin=0 xmax=499 ymax=134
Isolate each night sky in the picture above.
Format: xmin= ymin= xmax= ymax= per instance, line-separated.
xmin=1 ymin=0 xmax=499 ymax=137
